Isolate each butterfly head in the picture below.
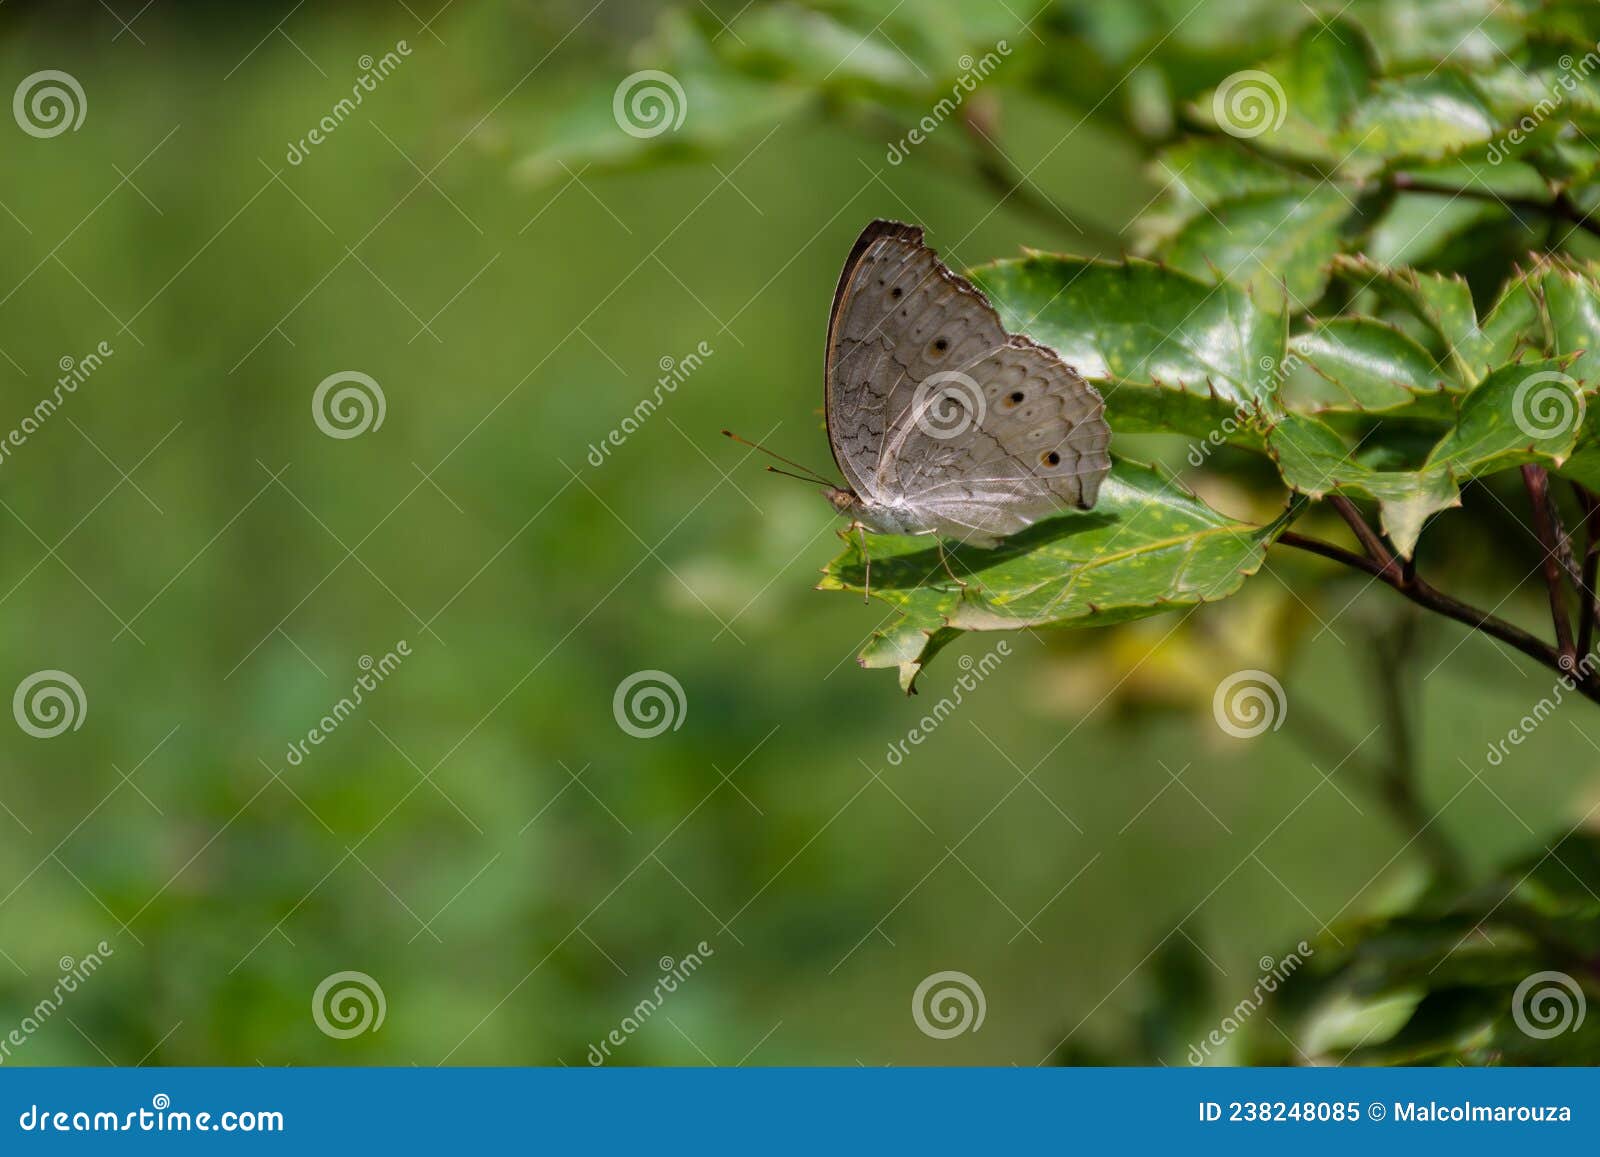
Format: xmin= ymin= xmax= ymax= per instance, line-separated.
xmin=825 ymin=488 xmax=922 ymax=539
xmin=824 ymin=487 xmax=865 ymax=516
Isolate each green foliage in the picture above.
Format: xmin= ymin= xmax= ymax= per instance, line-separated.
xmin=970 ymin=256 xmax=1286 ymax=437
xmin=525 ymin=0 xmax=1600 ymax=1069
xmin=1250 ymin=832 xmax=1600 ymax=1065
xmin=781 ymin=2 xmax=1600 ymax=682
xmin=636 ymin=0 xmax=1594 ymax=683
xmin=517 ymin=0 xmax=1600 ymax=679
xmin=819 ymin=460 xmax=1295 ymax=689
xmin=1068 ymin=832 xmax=1600 ymax=1067
xmin=1284 ymin=318 xmax=1447 ymax=413
xmin=1267 ymin=360 xmax=1592 ymax=556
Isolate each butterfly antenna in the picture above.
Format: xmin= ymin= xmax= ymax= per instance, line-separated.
xmin=721 ymin=429 xmax=834 ymax=485
xmin=765 ymin=465 xmax=827 ymax=486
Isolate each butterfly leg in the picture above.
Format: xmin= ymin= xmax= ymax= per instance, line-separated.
xmin=857 ymin=522 xmax=871 ymax=604
xmin=936 ymin=538 xmax=968 ymax=589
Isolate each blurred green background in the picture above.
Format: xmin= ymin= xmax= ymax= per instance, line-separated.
xmin=0 ymin=0 xmax=1595 ymax=1066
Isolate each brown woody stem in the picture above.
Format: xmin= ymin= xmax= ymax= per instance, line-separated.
xmin=1276 ymin=531 xmax=1597 ymax=702
xmin=1576 ymin=484 xmax=1600 ymax=663
xmin=1522 ymin=465 xmax=1578 ymax=669
xmin=1328 ymin=494 xmax=1400 ymax=579
xmin=1391 ymin=172 xmax=1600 ymax=240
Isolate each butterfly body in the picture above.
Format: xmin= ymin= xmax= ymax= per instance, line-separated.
xmin=824 ymin=486 xmax=945 ymax=541
xmin=821 ymin=220 xmax=1111 ymax=551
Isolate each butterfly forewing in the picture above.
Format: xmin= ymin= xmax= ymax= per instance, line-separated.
xmin=824 ymin=220 xmax=1110 ymax=543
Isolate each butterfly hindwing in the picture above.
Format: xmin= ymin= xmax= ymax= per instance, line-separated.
xmin=824 ymin=220 xmax=1110 ymax=544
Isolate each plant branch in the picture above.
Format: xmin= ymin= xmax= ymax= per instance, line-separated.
xmin=1168 ymin=121 xmax=1600 ymax=240
xmin=1276 ymin=531 xmax=1597 ymax=701
xmin=1576 ymin=484 xmax=1600 ymax=661
xmin=1522 ymin=465 xmax=1578 ymax=669
xmin=1388 ymin=172 xmax=1600 ymax=240
xmin=1551 ymin=501 xmax=1585 ymax=594
xmin=1328 ymin=494 xmax=1399 ymax=578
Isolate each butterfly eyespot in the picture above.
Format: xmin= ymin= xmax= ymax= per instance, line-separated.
xmin=1005 ymin=391 xmax=1024 ymax=406
xmin=932 ymin=338 xmax=948 ymax=353
xmin=890 ymin=287 xmax=903 ymax=299
xmin=1043 ymin=451 xmax=1061 ymax=467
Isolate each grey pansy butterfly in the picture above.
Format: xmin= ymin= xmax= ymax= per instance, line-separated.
xmin=820 ymin=219 xmax=1111 ymax=553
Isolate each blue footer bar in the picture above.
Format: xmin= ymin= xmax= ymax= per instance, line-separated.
xmin=0 ymin=1068 xmax=1594 ymax=1151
